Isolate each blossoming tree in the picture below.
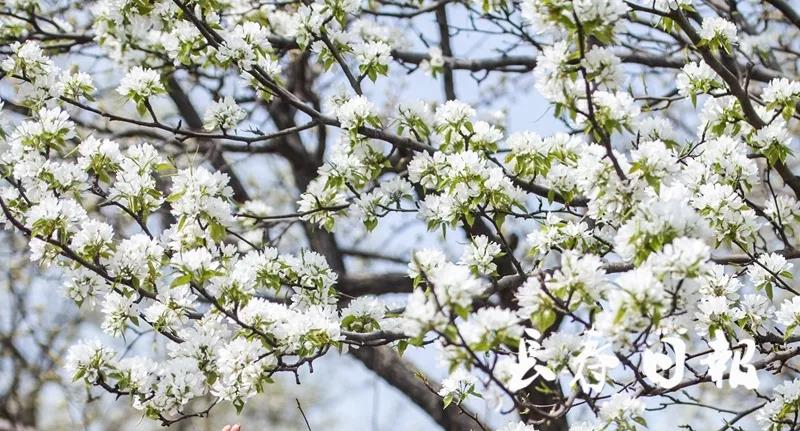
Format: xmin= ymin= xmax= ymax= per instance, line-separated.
xmin=4 ymin=0 xmax=800 ymax=429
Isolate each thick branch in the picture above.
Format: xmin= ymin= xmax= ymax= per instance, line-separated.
xmin=350 ymin=346 xmax=487 ymax=431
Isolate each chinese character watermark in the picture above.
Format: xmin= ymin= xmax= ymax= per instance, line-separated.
xmin=507 ymin=332 xmax=760 ymax=393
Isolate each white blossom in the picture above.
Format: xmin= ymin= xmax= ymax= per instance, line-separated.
xmin=203 ymin=96 xmax=246 ymax=131
xmin=116 ymin=66 xmax=164 ymax=100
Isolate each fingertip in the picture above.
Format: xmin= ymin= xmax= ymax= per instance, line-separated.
xmin=222 ymin=426 xmax=231 ymax=431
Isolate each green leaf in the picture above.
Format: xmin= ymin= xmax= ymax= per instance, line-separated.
xmin=464 ymin=212 xmax=475 ymax=227
xmin=73 ymin=368 xmax=86 ymax=382
xmin=171 ymin=273 xmax=192 ymax=287
xmin=341 ymin=314 xmax=356 ymax=329
xmin=209 ymin=222 xmax=227 ymax=242
xmin=397 ymin=340 xmax=409 ymax=356
xmin=166 ymin=192 xmax=183 ymax=203
xmin=155 ymin=161 xmax=173 ymax=172
xmin=454 ymin=304 xmax=470 ymax=320
xmin=442 ymin=394 xmax=453 ymax=408
xmin=534 ymin=308 xmax=557 ymax=332
xmin=364 ymin=217 xmax=378 ymax=231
